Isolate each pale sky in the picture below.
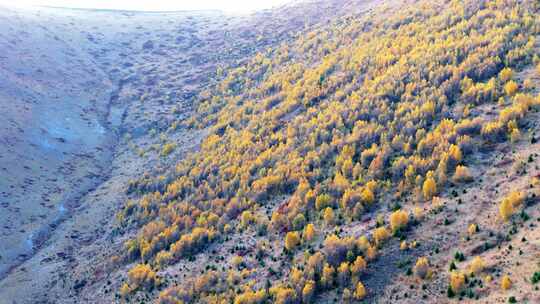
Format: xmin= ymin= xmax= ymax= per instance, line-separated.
xmin=0 ymin=0 xmax=292 ymax=13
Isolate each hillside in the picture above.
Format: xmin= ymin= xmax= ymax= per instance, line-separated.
xmin=0 ymin=0 xmax=540 ymax=303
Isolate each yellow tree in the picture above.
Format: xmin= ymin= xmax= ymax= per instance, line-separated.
xmin=337 ymin=262 xmax=351 ymax=287
xmin=127 ymin=263 xmax=159 ymax=291
xmin=499 ymin=198 xmax=514 ymax=222
xmin=422 ymin=171 xmax=437 ymax=200
xmin=448 ymin=144 xmax=462 ymax=163
xmin=389 ymin=209 xmax=409 ymax=233
xmin=414 ymin=257 xmax=430 ymax=279
xmin=285 ymin=231 xmax=301 ymax=251
xmin=321 ymin=263 xmax=335 ymax=288
xmin=323 ymin=207 xmax=335 ymax=226
xmin=501 ymin=275 xmax=512 ymax=290
xmin=499 ymin=67 xmax=513 ymax=82
xmin=354 ymin=281 xmax=366 ymax=300
xmin=302 ymin=280 xmax=315 ymax=303
xmin=303 ymin=223 xmax=316 ymax=242
xmin=373 ymin=226 xmax=390 ymax=245
xmin=361 ymin=187 xmax=375 ymax=205
xmin=350 ymin=256 xmax=367 ymax=276
xmin=449 ymin=271 xmax=465 ymax=294
xmin=504 ymin=80 xmax=518 ymax=96
xmin=453 ymin=165 xmax=473 ymax=183
xmin=469 ymin=256 xmax=485 ymax=275
xmin=468 ymin=223 xmax=478 ymax=236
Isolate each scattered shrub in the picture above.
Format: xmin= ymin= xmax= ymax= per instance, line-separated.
xmin=531 ymin=271 xmax=540 ymax=284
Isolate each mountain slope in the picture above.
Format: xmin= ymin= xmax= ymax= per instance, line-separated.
xmin=114 ymin=0 xmax=540 ymax=303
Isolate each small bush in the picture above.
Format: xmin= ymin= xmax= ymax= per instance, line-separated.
xmin=454 ymin=251 xmax=465 ymax=262
xmin=531 ymin=271 xmax=540 ymax=284
xmin=161 ymin=143 xmax=176 ymax=157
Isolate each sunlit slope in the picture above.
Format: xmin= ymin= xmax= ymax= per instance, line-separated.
xmin=116 ymin=0 xmax=540 ymax=303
